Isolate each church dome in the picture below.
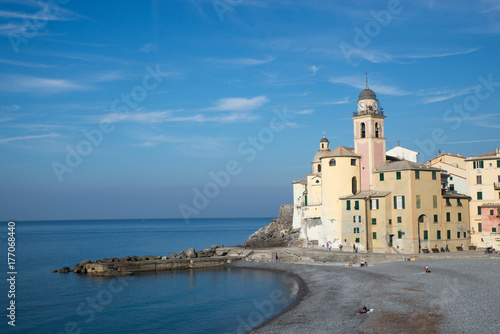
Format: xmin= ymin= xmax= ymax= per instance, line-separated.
xmin=313 ymin=150 xmax=330 ymax=163
xmin=320 ymin=137 xmax=329 ymax=143
xmin=359 ymin=87 xmax=376 ymax=100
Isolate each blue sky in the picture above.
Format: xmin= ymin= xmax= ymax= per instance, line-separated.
xmin=1 ymin=0 xmax=500 ymax=220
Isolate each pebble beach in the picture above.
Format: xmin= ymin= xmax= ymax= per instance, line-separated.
xmin=233 ymin=257 xmax=499 ymax=334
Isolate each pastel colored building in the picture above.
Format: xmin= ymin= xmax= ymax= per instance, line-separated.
xmin=479 ymin=204 xmax=500 ymax=249
xmin=386 ymin=145 xmax=419 ymax=163
xmin=465 ymin=149 xmax=500 ymax=248
xmin=292 ymin=82 xmax=470 ymax=253
xmin=426 ymin=153 xmax=467 ymax=195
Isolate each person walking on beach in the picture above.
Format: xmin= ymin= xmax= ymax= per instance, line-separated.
xmin=339 ymin=244 xmax=343 ymax=251
xmin=326 ymin=242 xmax=329 ymax=250
xmin=244 ymin=242 xmax=247 ymax=250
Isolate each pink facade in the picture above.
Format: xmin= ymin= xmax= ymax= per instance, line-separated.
xmin=358 ymin=142 xmax=370 ymax=191
xmin=374 ymin=142 xmax=385 ymax=168
xmin=480 ymin=206 xmax=500 ymax=232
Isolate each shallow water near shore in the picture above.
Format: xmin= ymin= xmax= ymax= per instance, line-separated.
xmin=0 ymin=218 xmax=298 ymax=333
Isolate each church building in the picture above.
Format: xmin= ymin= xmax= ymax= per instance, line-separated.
xmin=292 ymin=80 xmax=470 ymax=254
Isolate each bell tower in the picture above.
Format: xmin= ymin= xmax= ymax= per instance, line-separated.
xmin=352 ymin=75 xmax=386 ymax=191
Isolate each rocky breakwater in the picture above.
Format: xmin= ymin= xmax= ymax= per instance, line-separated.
xmin=55 ymin=246 xmax=254 ymax=276
xmin=246 ymin=205 xmax=301 ymax=247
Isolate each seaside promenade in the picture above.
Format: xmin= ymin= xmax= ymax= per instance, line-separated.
xmin=231 ymin=247 xmax=499 ymax=334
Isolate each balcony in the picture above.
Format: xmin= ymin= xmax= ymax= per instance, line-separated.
xmin=494 ymin=182 xmax=500 ymax=190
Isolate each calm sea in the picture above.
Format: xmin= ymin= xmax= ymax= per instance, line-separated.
xmin=0 ymin=218 xmax=298 ymax=333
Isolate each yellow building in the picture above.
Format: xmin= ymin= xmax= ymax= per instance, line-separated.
xmin=292 ymin=82 xmax=470 ymax=253
xmin=426 ymin=153 xmax=467 ymax=194
xmin=465 ymin=149 xmax=500 ymax=248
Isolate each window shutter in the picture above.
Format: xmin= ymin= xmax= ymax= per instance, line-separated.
xmin=402 ymin=196 xmax=405 ymax=209
xmin=394 ymin=196 xmax=397 ymax=209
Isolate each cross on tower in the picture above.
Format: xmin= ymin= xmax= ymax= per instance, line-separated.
xmin=365 ymin=71 xmax=368 ymax=87
xmin=322 ymin=131 xmax=326 ymax=138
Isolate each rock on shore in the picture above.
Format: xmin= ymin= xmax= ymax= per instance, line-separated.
xmin=246 ymin=205 xmax=301 ymax=247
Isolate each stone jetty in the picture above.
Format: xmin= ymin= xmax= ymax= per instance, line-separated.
xmin=58 ymin=246 xmax=254 ymax=276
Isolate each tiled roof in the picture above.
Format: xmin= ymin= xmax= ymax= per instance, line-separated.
xmin=322 ymin=146 xmax=360 ymax=158
xmin=480 ymin=202 xmax=500 ymax=208
xmin=340 ymin=190 xmax=391 ymax=200
xmin=442 ymin=192 xmax=471 ymax=199
xmin=465 ymin=149 xmax=500 ymax=161
xmin=291 ymin=178 xmax=307 ymax=185
xmin=373 ymin=160 xmax=442 ymax=173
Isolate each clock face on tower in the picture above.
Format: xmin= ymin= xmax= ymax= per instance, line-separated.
xmin=358 ymin=102 xmax=366 ymax=112
xmin=372 ymin=102 xmax=378 ymax=111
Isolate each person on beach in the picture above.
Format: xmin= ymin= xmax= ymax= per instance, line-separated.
xmin=326 ymin=242 xmax=329 ymax=250
xmin=339 ymin=244 xmax=343 ymax=251
xmin=348 ymin=262 xmax=353 ymax=267
xmin=357 ymin=304 xmax=369 ymax=315
xmin=353 ymin=244 xmax=356 ymax=253
xmin=244 ymin=242 xmax=247 ymax=249
xmin=424 ymin=265 xmax=430 ymax=273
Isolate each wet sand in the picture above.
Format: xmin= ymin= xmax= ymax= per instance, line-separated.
xmin=232 ymin=257 xmax=499 ymax=334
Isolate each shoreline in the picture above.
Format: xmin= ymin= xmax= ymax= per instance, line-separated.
xmin=230 ymin=253 xmax=499 ymax=334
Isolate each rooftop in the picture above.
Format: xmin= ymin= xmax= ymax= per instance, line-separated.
xmin=340 ymin=190 xmax=391 ymax=200
xmin=322 ymin=146 xmax=360 ymax=158
xmin=373 ymin=160 xmax=442 ymax=173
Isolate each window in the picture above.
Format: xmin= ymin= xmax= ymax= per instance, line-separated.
xmin=394 ymin=195 xmax=405 ymax=209
xmin=457 ymin=199 xmax=462 ymax=206
xmin=375 ymin=122 xmax=380 ymax=138
xmin=450 ymin=184 xmax=455 ymax=191
xmin=473 ymin=161 xmax=484 ymax=169
xmin=437 ymin=230 xmax=441 ymax=240
xmin=433 ymin=195 xmax=438 ymax=209
xmin=346 ymin=200 xmax=351 ymax=210
xmin=478 ymin=223 xmax=482 ymax=232
xmin=398 ymin=231 xmax=403 ymax=239
xmin=389 ymin=219 xmax=392 ymax=225
xmin=450 ymin=176 xmax=453 ymax=180
xmin=477 ymin=192 xmax=483 ymax=200
xmin=415 ymin=170 xmax=420 ymax=179
xmin=432 ymin=171 xmax=437 ymax=180
xmin=397 ymin=216 xmax=402 ymax=223
xmin=355 ymin=237 xmax=360 ymax=243
xmin=351 ymin=159 xmax=356 ymax=166
xmin=353 ymin=227 xmax=360 ymax=233
xmin=396 ymin=171 xmax=401 ymax=180
xmin=423 ymin=230 xmax=428 ymax=240
xmin=372 ymin=218 xmax=377 ymax=225
xmin=353 ymin=216 xmax=361 ymax=223
xmin=354 ymin=201 xmax=359 ymax=210
xmin=373 ymin=232 xmax=377 ymax=239
xmin=497 ymin=160 xmax=500 ymax=168
xmin=380 ymin=173 xmax=384 ymax=181
xmin=477 ymin=206 xmax=481 ymax=215
xmin=416 ymin=195 xmax=421 ymax=209
xmin=318 ymin=164 xmax=322 ymax=173
xmin=329 ymin=159 xmax=336 ymax=166
xmin=447 ymin=230 xmax=451 ymax=239
xmin=352 ymin=177 xmax=357 ymax=195
xmin=463 ymin=232 xmax=467 ymax=238
xmin=446 ymin=212 xmax=451 ymax=222
xmin=370 ymin=199 xmax=379 ymax=210
xmin=477 ymin=175 xmax=482 ymax=184
xmin=434 ymin=214 xmax=438 ymax=223
xmin=458 ymin=213 xmax=462 ymax=221
xmin=360 ymin=123 xmax=366 ymax=138
xmin=490 ymin=209 xmax=494 ymax=215
xmin=446 ymin=198 xmax=451 ymax=207
xmin=457 ymin=231 xmax=461 ymax=238
xmin=492 ymin=228 xmax=497 ymax=233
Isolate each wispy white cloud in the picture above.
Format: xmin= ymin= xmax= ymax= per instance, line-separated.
xmin=92 ymin=71 xmax=123 ymax=82
xmin=421 ymin=86 xmax=478 ymax=104
xmin=103 ymin=110 xmax=259 ymax=124
xmin=205 ymin=96 xmax=269 ymax=112
xmin=404 ymin=47 xmax=480 ymax=59
xmin=322 ymin=96 xmax=350 ymax=105
xmin=310 ymin=65 xmax=323 ymax=75
xmin=444 ymin=138 xmax=500 ymax=144
xmin=0 ymin=133 xmax=59 ymax=144
xmin=329 ymin=76 xmax=408 ymax=96
xmin=0 ymin=104 xmax=20 ymax=112
xmin=0 ymin=58 xmax=54 ymax=68
xmin=206 ymin=55 xmax=276 ymax=66
xmin=139 ymin=42 xmax=158 ymax=53
xmin=0 ymin=75 xmax=87 ymax=93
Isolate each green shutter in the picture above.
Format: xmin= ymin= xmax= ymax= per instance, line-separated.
xmin=397 ymin=216 xmax=402 ymax=223
xmin=402 ymin=196 xmax=405 ymax=209
xmin=437 ymin=230 xmax=441 ymax=240
xmin=433 ymin=195 xmax=437 ymax=209
xmin=480 ymin=161 xmax=484 ymax=168
xmin=355 ymin=237 xmax=360 ymax=243
xmin=464 ymin=232 xmax=467 ymax=238
xmin=446 ymin=212 xmax=451 ymax=222
xmin=398 ymin=231 xmax=402 ymax=239
xmin=447 ymin=230 xmax=451 ymax=239
xmin=415 ymin=170 xmax=420 ymax=179
xmin=432 ymin=171 xmax=436 ymax=180
xmin=493 ymin=228 xmax=497 ymax=233
xmin=380 ymin=173 xmax=384 ymax=181
xmin=497 ymin=160 xmax=500 ymax=168
xmin=372 ymin=218 xmax=376 ymax=225
xmin=354 ymin=201 xmax=359 ymax=210
xmin=434 ymin=214 xmax=438 ymax=223
xmin=416 ymin=195 xmax=421 ymax=209
xmin=458 ymin=213 xmax=462 ymax=221
xmin=477 ymin=192 xmax=483 ymax=200
xmin=478 ymin=223 xmax=482 ymax=232
xmin=423 ymin=230 xmax=428 ymax=240
xmin=388 ymin=219 xmax=392 ymax=225
xmin=477 ymin=206 xmax=482 ymax=215
xmin=373 ymin=232 xmax=377 ymax=239
xmin=393 ymin=196 xmax=397 ymax=209
xmin=457 ymin=231 xmax=460 ymax=238
xmin=396 ymin=171 xmax=401 ymax=180
xmin=347 ymin=200 xmax=351 ymax=210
